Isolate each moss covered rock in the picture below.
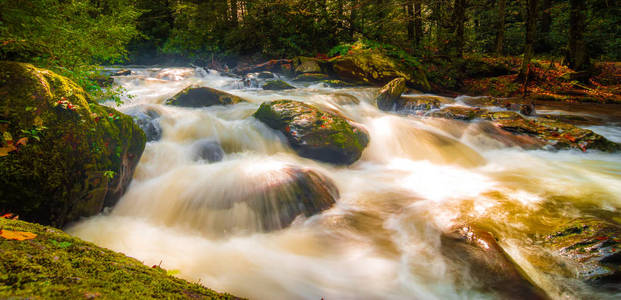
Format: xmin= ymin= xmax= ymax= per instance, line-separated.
xmin=165 ymin=86 xmax=246 ymax=107
xmin=541 ymin=218 xmax=621 ymax=289
xmin=253 ymin=100 xmax=369 ymax=165
xmin=0 ymin=61 xmax=146 ymax=227
xmin=430 ymin=106 xmax=487 ymax=121
xmin=0 ymin=217 xmax=239 ymax=299
xmin=262 ymin=80 xmax=295 ymax=90
xmin=322 ymin=80 xmax=356 ymax=88
xmin=394 ymin=95 xmax=454 ymax=112
xmin=376 ymin=78 xmax=407 ymax=110
xmin=329 ymin=49 xmax=430 ymax=90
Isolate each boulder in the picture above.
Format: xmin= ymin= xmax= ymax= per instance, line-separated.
xmin=0 ymin=61 xmax=146 ymax=227
xmin=293 ymin=73 xmax=331 ymax=82
xmin=329 ymin=49 xmax=430 ymax=90
xmin=294 ymin=58 xmax=322 ymax=74
xmin=392 ymin=95 xmax=454 ymax=112
xmin=541 ymin=218 xmax=621 ymax=290
xmin=330 ymin=93 xmax=360 ymax=105
xmin=253 ymin=100 xmax=369 ymax=165
xmin=124 ymin=106 xmax=162 ymax=142
xmin=262 ymin=80 xmax=295 ymax=90
xmin=165 ymin=85 xmax=246 ymax=107
xmin=191 ymin=139 xmax=224 ymax=163
xmin=430 ymin=106 xmax=488 ymax=121
xmin=441 ymin=225 xmax=548 ymax=299
xmin=204 ymin=166 xmax=338 ymax=232
xmin=234 ymin=59 xmax=293 ymax=75
xmin=460 ymin=96 xmax=535 ymax=116
xmin=376 ymin=78 xmax=407 ymax=110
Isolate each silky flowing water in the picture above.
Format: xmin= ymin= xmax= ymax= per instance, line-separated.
xmin=68 ymin=67 xmax=621 ymax=299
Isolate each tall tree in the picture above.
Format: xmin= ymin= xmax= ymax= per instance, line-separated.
xmin=406 ymin=0 xmax=415 ymax=44
xmin=567 ymin=0 xmax=590 ymax=71
xmin=414 ymin=0 xmax=423 ymax=46
xmin=519 ymin=0 xmax=538 ymax=79
xmin=495 ymin=0 xmax=506 ymax=55
xmin=452 ymin=0 xmax=467 ymax=57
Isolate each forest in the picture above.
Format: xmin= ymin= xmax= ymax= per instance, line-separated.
xmin=1 ymin=0 xmax=620 ymax=299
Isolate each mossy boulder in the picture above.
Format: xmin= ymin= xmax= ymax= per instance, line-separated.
xmin=541 ymin=218 xmax=621 ymax=289
xmin=293 ymin=57 xmax=322 ymax=74
xmin=394 ymin=95 xmax=454 ymax=112
xmin=253 ymin=100 xmax=369 ymax=165
xmin=430 ymin=106 xmax=487 ymax=121
xmin=329 ymin=49 xmax=430 ymax=90
xmin=0 ymin=61 xmax=146 ymax=227
xmin=376 ymin=78 xmax=407 ymax=110
xmin=441 ymin=225 xmax=548 ymax=299
xmin=0 ymin=217 xmax=239 ymax=299
xmin=165 ymin=85 xmax=246 ymax=107
xmin=124 ymin=105 xmax=162 ymax=142
xmin=262 ymin=80 xmax=295 ymax=90
xmin=293 ymin=73 xmax=331 ymax=82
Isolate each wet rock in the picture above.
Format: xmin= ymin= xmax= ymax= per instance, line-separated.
xmin=330 ymin=93 xmax=360 ymax=105
xmin=234 ymin=59 xmax=293 ymax=75
xmin=460 ymin=96 xmax=535 ymax=116
xmin=191 ymin=139 xmax=224 ymax=162
xmin=257 ymin=71 xmax=275 ymax=79
xmin=294 ymin=58 xmax=322 ymax=74
xmin=329 ymin=49 xmax=430 ymax=90
xmin=376 ymin=78 xmax=407 ymax=110
xmin=542 ymin=218 xmax=621 ymax=289
xmin=322 ymin=80 xmax=355 ymax=88
xmin=124 ymin=106 xmax=162 ymax=142
xmin=441 ymin=225 xmax=548 ymax=299
xmin=112 ymin=69 xmax=131 ymax=76
xmin=293 ymin=73 xmax=331 ymax=82
xmin=430 ymin=106 xmax=488 ymax=121
xmin=393 ymin=95 xmax=454 ymax=112
xmin=253 ymin=100 xmax=369 ymax=165
xmin=90 ymin=74 xmax=114 ymax=87
xmin=262 ymin=80 xmax=295 ymax=90
xmin=0 ymin=62 xmax=145 ymax=227
xmin=165 ymin=85 xmax=247 ymax=107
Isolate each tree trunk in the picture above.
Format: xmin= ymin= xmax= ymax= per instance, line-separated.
xmin=495 ymin=0 xmax=506 ymax=55
xmin=406 ymin=0 xmax=415 ymax=43
xmin=519 ymin=0 xmax=538 ymax=80
xmin=230 ymin=0 xmax=238 ymax=27
xmin=567 ymin=0 xmax=590 ymax=71
xmin=452 ymin=0 xmax=466 ymax=57
xmin=414 ymin=0 xmax=422 ymax=46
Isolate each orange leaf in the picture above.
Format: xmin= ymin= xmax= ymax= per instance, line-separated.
xmin=0 ymin=144 xmax=17 ymax=157
xmin=15 ymin=137 xmax=28 ymax=147
xmin=0 ymin=230 xmax=37 ymax=241
xmin=1 ymin=213 xmax=14 ymax=219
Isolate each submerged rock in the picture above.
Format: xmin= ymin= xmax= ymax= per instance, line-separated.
xmin=541 ymin=218 xmax=621 ymax=289
xmin=0 ymin=218 xmax=238 ymax=299
xmin=257 ymin=71 xmax=275 ymax=79
xmin=124 ymin=106 xmax=162 ymax=142
xmin=165 ymin=85 xmax=246 ymax=107
xmin=206 ymin=166 xmax=338 ymax=232
xmin=330 ymin=93 xmax=360 ymax=105
xmin=262 ymin=80 xmax=295 ymax=90
xmin=392 ymin=95 xmax=454 ymax=112
xmin=376 ymin=78 xmax=407 ymax=110
xmin=191 ymin=139 xmax=224 ymax=162
xmin=0 ymin=61 xmax=146 ymax=227
xmin=253 ymin=100 xmax=369 ymax=165
xmin=112 ymin=69 xmax=132 ymax=76
xmin=441 ymin=225 xmax=548 ymax=299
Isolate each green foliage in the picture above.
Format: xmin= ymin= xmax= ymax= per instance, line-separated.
xmin=0 ymin=0 xmax=141 ymax=97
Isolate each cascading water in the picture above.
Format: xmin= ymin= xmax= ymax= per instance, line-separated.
xmin=68 ymin=67 xmax=621 ymax=299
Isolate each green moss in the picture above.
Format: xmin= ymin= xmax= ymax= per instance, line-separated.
xmin=165 ymin=86 xmax=246 ymax=107
xmin=253 ymin=100 xmax=369 ymax=164
xmin=0 ymin=218 xmax=239 ymax=299
xmin=0 ymin=61 xmax=146 ymax=226
xmin=321 ymin=80 xmax=355 ymax=88
xmin=262 ymin=80 xmax=295 ymax=90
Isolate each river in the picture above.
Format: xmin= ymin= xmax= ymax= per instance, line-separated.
xmin=67 ymin=67 xmax=621 ymax=299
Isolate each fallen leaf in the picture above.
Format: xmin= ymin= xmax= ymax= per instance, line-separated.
xmin=34 ymin=116 xmax=43 ymax=127
xmin=1 ymin=213 xmax=14 ymax=219
xmin=3 ymin=131 xmax=13 ymax=142
xmin=0 ymin=144 xmax=17 ymax=157
xmin=15 ymin=137 xmax=28 ymax=147
xmin=0 ymin=230 xmax=37 ymax=241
